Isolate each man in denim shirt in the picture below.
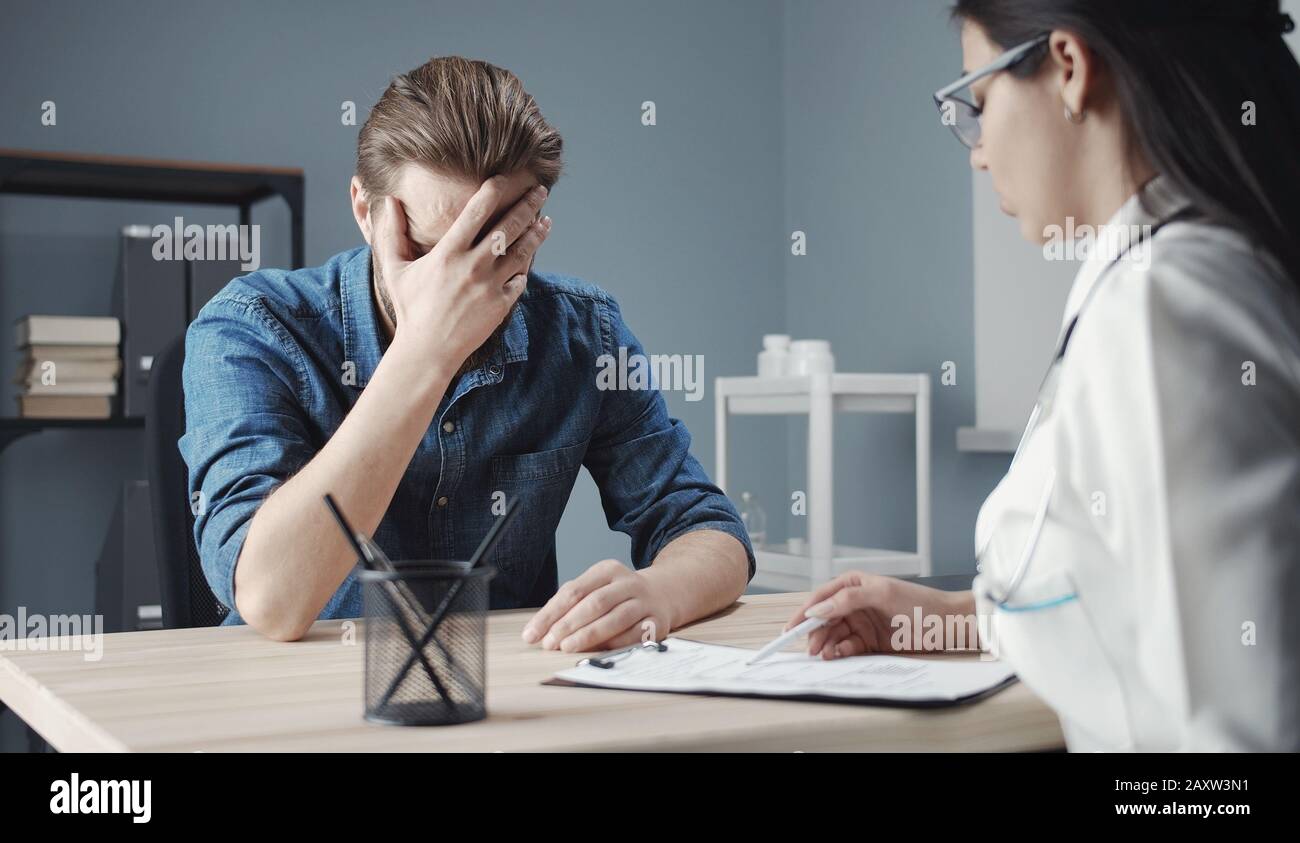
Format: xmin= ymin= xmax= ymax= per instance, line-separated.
xmin=180 ymin=56 xmax=753 ymax=647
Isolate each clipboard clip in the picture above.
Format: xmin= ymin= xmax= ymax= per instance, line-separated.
xmin=578 ymin=639 xmax=668 ymax=669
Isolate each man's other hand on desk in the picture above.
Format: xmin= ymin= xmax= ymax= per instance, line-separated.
xmin=521 ymin=529 xmax=749 ymax=653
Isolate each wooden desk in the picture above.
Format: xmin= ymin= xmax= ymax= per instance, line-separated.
xmin=0 ymin=592 xmax=1064 ymax=752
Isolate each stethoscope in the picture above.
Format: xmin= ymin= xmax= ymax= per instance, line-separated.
xmin=976 ymin=207 xmax=1198 ymax=612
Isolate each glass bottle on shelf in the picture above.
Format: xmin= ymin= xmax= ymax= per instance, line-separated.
xmin=739 ymin=491 xmax=767 ymax=550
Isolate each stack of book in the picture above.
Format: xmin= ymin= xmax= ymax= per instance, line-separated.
xmin=13 ymin=315 xmax=122 ymax=419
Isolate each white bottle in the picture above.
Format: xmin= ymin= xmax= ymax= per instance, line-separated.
xmin=788 ymin=339 xmax=835 ymax=376
xmin=757 ymin=334 xmax=791 ymax=377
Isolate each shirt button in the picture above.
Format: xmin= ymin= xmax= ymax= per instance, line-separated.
xmin=489 ymin=364 xmax=501 ymax=376
xmin=437 ymin=496 xmax=448 ymax=507
xmin=442 ymin=421 xmax=455 ymax=433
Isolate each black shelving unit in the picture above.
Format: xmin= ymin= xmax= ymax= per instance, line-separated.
xmin=0 ymin=417 xmax=145 ymax=454
xmin=0 ymin=147 xmax=305 ymax=450
xmin=0 ymin=150 xmax=305 ymax=742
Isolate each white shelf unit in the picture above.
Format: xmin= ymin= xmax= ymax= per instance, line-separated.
xmin=715 ymin=373 xmax=932 ymax=591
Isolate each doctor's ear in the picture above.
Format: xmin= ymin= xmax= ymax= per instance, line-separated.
xmin=1047 ymin=30 xmax=1099 ymax=123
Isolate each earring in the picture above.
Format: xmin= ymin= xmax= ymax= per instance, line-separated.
xmin=1064 ymin=104 xmax=1086 ymax=124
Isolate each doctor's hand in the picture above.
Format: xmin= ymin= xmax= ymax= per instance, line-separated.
xmin=520 ymin=559 xmax=673 ymax=653
xmin=784 ymin=571 xmax=977 ymax=659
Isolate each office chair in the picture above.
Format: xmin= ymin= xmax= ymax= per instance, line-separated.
xmin=145 ymin=335 xmax=229 ymax=628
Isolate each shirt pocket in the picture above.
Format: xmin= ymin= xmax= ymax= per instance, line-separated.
xmin=489 ymin=439 xmax=589 ymax=488
xmin=979 ymin=565 xmax=1135 ymax=751
xmin=485 ymin=440 xmax=590 ymax=596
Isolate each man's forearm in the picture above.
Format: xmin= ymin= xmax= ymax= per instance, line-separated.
xmin=640 ymin=529 xmax=750 ymax=632
xmin=235 ymin=336 xmax=454 ymax=640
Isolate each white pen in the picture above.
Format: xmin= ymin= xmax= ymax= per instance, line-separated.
xmin=746 ymin=616 xmax=828 ymax=665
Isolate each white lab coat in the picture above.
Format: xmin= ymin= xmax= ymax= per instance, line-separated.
xmin=972 ymin=176 xmax=1300 ymax=751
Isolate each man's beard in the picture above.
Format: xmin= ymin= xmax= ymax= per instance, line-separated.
xmin=373 ymin=255 xmax=517 ymax=378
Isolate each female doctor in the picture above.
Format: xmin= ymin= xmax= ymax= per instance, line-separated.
xmin=786 ymin=0 xmax=1300 ymax=751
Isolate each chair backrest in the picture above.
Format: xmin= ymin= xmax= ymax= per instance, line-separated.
xmin=145 ymin=335 xmax=229 ymax=628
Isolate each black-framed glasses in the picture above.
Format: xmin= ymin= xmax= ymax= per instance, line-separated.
xmin=933 ymin=34 xmax=1049 ymax=149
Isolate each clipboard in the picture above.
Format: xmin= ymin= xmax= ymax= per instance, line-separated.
xmin=543 ymin=637 xmax=1018 ymax=708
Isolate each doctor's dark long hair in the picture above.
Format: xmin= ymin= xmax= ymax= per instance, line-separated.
xmin=953 ymin=0 xmax=1300 ymax=293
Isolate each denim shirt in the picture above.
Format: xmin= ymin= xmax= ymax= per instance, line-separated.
xmin=179 ymin=245 xmax=753 ymax=625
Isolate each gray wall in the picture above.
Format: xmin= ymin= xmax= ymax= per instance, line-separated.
xmin=781 ymin=0 xmax=1011 ymax=568
xmin=0 ymin=0 xmax=1007 ymax=749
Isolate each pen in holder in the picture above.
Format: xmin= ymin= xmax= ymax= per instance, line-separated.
xmin=323 ymin=493 xmax=518 ymax=727
xmin=361 ymin=562 xmax=495 ymax=726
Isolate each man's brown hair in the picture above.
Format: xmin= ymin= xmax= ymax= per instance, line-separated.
xmin=356 ymin=55 xmax=564 ymax=195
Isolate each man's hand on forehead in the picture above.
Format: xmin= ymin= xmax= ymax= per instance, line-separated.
xmin=365 ymin=171 xmax=550 ymax=371
xmin=389 ymin=174 xmax=542 ymax=256
xmin=474 ymin=176 xmax=544 ymax=249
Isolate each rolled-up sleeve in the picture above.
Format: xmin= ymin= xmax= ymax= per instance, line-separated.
xmin=583 ymin=294 xmax=755 ymax=579
xmin=177 ymin=295 xmax=315 ymax=612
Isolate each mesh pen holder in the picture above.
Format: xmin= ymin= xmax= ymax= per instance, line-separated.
xmin=361 ymin=562 xmax=496 ymax=726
